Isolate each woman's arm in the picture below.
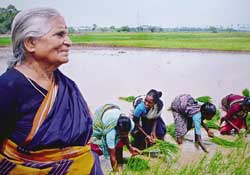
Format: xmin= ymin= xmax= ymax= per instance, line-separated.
xmin=121 ymin=135 xmax=141 ymax=156
xmin=0 ymin=80 xmax=17 ymax=145
xmin=133 ymin=103 xmax=148 ymax=136
xmin=193 ymin=113 xmax=208 ymax=152
xmin=151 ymin=119 xmax=157 ymax=139
xmin=108 ymin=148 xmax=118 ymax=171
xmin=195 ymin=134 xmax=208 ymax=153
xmin=201 ymin=121 xmax=214 ymax=137
xmin=106 ymin=130 xmax=119 ymax=171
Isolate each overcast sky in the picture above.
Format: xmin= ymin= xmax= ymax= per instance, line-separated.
xmin=1 ymin=0 xmax=249 ymax=28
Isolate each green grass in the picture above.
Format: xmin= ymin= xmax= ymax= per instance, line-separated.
xmin=70 ymin=32 xmax=250 ymax=51
xmin=210 ymin=136 xmax=244 ymax=148
xmin=0 ymin=36 xmax=11 ymax=46
xmin=1 ymin=32 xmax=250 ymax=51
xmin=125 ymin=157 xmax=150 ymax=172
xmin=119 ymin=142 xmax=250 ymax=175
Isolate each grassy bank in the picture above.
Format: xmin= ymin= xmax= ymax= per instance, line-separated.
xmin=0 ymin=36 xmax=11 ymax=46
xmin=1 ymin=32 xmax=250 ymax=51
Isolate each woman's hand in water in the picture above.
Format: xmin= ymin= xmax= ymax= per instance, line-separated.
xmin=150 ymin=132 xmax=157 ymax=143
xmin=207 ymin=129 xmax=214 ymax=137
xmin=129 ymin=146 xmax=141 ymax=156
xmin=146 ymin=135 xmax=156 ymax=144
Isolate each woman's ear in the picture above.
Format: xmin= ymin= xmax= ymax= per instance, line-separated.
xmin=23 ymin=37 xmax=36 ymax=53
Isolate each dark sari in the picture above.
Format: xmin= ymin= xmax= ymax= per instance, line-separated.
xmin=0 ymin=69 xmax=103 ymax=174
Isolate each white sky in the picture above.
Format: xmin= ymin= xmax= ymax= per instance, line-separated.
xmin=0 ymin=0 xmax=250 ymax=28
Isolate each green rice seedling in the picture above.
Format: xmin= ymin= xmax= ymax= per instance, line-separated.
xmin=205 ymin=110 xmax=220 ymax=129
xmin=177 ymin=156 xmax=207 ymax=175
xmin=207 ymin=151 xmax=223 ymax=175
xmin=246 ymin=113 xmax=250 ymax=126
xmin=166 ymin=123 xmax=176 ymax=138
xmin=196 ymin=96 xmax=212 ymax=103
xmin=205 ymin=121 xmax=219 ymax=129
xmin=242 ymin=88 xmax=250 ymax=97
xmin=209 ymin=136 xmax=244 ymax=148
xmin=142 ymin=140 xmax=178 ymax=161
xmin=126 ymin=157 xmax=150 ymax=172
xmin=118 ymin=96 xmax=136 ymax=103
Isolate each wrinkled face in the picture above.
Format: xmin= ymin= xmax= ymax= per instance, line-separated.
xmin=32 ymin=16 xmax=72 ymax=67
xmin=144 ymin=95 xmax=155 ymax=109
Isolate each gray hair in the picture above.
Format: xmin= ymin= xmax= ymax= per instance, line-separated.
xmin=9 ymin=7 xmax=61 ymax=68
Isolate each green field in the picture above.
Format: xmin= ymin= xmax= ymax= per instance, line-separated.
xmin=1 ymin=32 xmax=250 ymax=51
xmin=0 ymin=36 xmax=11 ymax=46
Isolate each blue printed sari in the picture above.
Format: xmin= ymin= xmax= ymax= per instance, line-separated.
xmin=0 ymin=69 xmax=103 ymax=175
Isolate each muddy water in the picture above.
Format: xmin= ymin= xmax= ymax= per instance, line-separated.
xmin=1 ymin=47 xmax=250 ymax=122
xmin=1 ymin=47 xmax=250 ymax=171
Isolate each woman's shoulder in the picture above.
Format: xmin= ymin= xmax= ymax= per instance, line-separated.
xmin=0 ymin=69 xmax=25 ymax=102
xmin=55 ymin=69 xmax=78 ymax=86
xmin=0 ymin=68 xmax=25 ymax=88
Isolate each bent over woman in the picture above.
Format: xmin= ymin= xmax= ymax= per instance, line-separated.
xmin=171 ymin=94 xmax=216 ymax=153
xmin=132 ymin=89 xmax=166 ymax=150
xmin=220 ymin=94 xmax=250 ymax=135
xmin=91 ymin=104 xmax=140 ymax=172
xmin=0 ymin=8 xmax=102 ymax=174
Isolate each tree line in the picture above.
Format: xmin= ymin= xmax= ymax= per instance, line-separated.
xmin=0 ymin=4 xmax=249 ymax=35
xmin=0 ymin=5 xmax=19 ymax=34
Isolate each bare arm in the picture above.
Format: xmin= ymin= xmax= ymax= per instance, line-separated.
xmin=108 ymin=148 xmax=118 ymax=171
xmin=201 ymin=121 xmax=214 ymax=137
xmin=195 ymin=134 xmax=208 ymax=153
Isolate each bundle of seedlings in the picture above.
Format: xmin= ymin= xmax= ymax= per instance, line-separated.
xmin=242 ymin=88 xmax=250 ymax=97
xmin=126 ymin=156 xmax=150 ymax=172
xmin=118 ymin=96 xmax=136 ymax=103
xmin=209 ymin=136 xmax=244 ymax=148
xmin=195 ymin=96 xmax=212 ymax=103
xmin=141 ymin=140 xmax=178 ymax=160
xmin=196 ymin=95 xmax=220 ymax=129
xmin=205 ymin=110 xmax=220 ymax=129
xmin=166 ymin=123 xmax=176 ymax=138
xmin=242 ymin=88 xmax=250 ymax=127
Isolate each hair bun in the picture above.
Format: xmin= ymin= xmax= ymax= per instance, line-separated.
xmin=157 ymin=91 xmax=162 ymax=98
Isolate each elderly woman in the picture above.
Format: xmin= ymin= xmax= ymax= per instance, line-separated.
xmin=220 ymin=94 xmax=250 ymax=135
xmin=0 ymin=8 xmax=103 ymax=174
xmin=91 ymin=104 xmax=140 ymax=172
xmin=171 ymin=94 xmax=216 ymax=153
xmin=131 ymin=89 xmax=166 ymax=150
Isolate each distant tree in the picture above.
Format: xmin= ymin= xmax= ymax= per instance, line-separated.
xmin=0 ymin=4 xmax=19 ymax=34
xmin=92 ymin=24 xmax=97 ymax=31
xmin=120 ymin=26 xmax=129 ymax=32
xmin=208 ymin=26 xmax=218 ymax=33
xmin=149 ymin=26 xmax=157 ymax=32
xmin=110 ymin=25 xmax=115 ymax=31
xmin=225 ymin=28 xmax=236 ymax=32
xmin=136 ymin=26 xmax=143 ymax=32
xmin=68 ymin=27 xmax=76 ymax=34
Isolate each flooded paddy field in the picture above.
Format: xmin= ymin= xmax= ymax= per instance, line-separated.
xmin=1 ymin=46 xmax=250 ymax=174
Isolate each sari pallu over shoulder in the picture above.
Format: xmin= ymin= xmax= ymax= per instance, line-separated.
xmin=26 ymin=70 xmax=93 ymax=150
xmin=0 ymin=70 xmax=102 ymax=174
